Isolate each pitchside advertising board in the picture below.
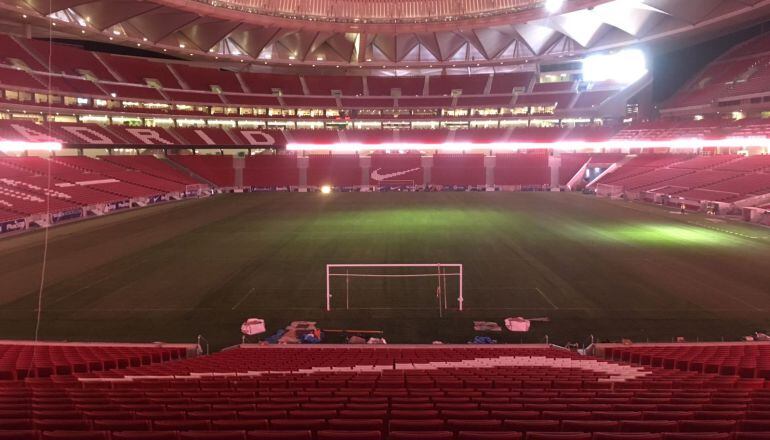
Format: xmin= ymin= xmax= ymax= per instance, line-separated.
xmin=51 ymin=209 xmax=82 ymax=224
xmin=0 ymin=218 xmax=25 ymax=233
xmin=0 ymin=122 xmax=287 ymax=147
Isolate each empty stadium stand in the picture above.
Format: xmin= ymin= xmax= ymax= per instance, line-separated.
xmin=594 ymin=153 xmax=770 ymax=203
xmin=0 ymin=343 xmax=766 ymax=439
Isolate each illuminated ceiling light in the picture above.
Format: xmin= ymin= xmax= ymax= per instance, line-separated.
xmin=81 ymin=30 xmax=85 ymax=34
xmin=544 ymin=0 xmax=565 ymax=13
xmin=583 ymin=49 xmax=647 ymax=83
xmin=136 ymin=43 xmax=141 ymax=47
xmin=320 ymin=185 xmax=332 ymax=194
xmin=316 ymin=56 xmax=324 ymax=61
xmin=51 ymin=22 xmax=56 ymax=26
xmin=288 ymin=55 xmax=296 ymax=60
xmin=287 ymin=137 xmax=770 ymax=153
xmin=179 ymin=43 xmax=186 ymax=48
xmin=22 ymin=14 xmax=27 ymax=18
xmin=366 ymin=58 xmax=372 ymax=62
xmin=109 ymin=37 xmax=113 ymax=40
xmin=112 ymin=30 xmax=120 ymax=35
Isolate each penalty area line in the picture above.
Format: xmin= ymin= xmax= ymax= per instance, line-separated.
xmin=535 ymin=287 xmax=559 ymax=310
xmin=231 ymin=287 xmax=256 ymax=310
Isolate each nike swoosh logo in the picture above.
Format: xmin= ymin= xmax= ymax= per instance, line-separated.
xmin=370 ymin=167 xmax=421 ymax=181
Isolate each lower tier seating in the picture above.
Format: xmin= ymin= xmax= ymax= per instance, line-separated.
xmin=0 ymin=344 xmax=769 ymax=439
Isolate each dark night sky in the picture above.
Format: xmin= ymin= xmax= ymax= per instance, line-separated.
xmin=650 ymin=21 xmax=770 ymax=102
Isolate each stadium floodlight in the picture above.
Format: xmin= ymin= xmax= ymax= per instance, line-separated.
xmin=0 ymin=141 xmax=62 ymax=152
xmin=583 ymin=49 xmax=648 ymax=83
xmin=320 ymin=185 xmax=332 ymax=194
xmin=287 ymin=136 xmax=770 ymax=153
xmin=545 ymin=0 xmax=565 ymax=13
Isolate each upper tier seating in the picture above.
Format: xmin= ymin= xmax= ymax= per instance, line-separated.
xmin=303 ymin=76 xmax=364 ymax=96
xmin=0 ymin=36 xmax=634 ymax=118
xmin=171 ymin=65 xmax=243 ymax=93
xmin=367 ymin=76 xmax=425 ymax=97
xmin=0 ymin=344 xmax=764 ymax=439
xmin=23 ymin=39 xmax=116 ymax=81
xmin=664 ymin=32 xmax=770 ymax=109
xmin=240 ymin=73 xmax=304 ymax=95
xmin=0 ymin=35 xmax=47 ymax=71
xmin=101 ymin=55 xmax=180 ymax=89
xmin=532 ymin=82 xmax=575 ymax=93
xmin=489 ymin=72 xmax=534 ymax=94
xmin=428 ymin=75 xmax=488 ymax=96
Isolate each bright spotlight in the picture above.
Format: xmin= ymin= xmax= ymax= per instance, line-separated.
xmin=544 ymin=0 xmax=565 ymax=13
xmin=0 ymin=141 xmax=62 ymax=152
xmin=583 ymin=49 xmax=648 ymax=84
xmin=320 ymin=185 xmax=332 ymax=194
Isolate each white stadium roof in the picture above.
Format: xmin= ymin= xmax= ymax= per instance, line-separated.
xmin=1 ymin=0 xmax=768 ymax=71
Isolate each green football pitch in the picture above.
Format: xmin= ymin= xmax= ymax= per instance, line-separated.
xmin=1 ymin=192 xmax=770 ymax=349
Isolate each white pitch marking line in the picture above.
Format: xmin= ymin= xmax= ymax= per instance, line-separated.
xmin=534 ymin=287 xmax=559 ymax=310
xmin=232 ymin=287 xmax=256 ymax=310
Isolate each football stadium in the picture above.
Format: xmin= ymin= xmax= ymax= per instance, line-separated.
xmin=3 ymin=0 xmax=770 ymax=439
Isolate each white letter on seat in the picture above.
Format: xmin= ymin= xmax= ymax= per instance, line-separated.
xmin=240 ymin=130 xmax=276 ymax=146
xmin=61 ymin=126 xmax=114 ymax=144
xmin=125 ymin=128 xmax=175 ymax=145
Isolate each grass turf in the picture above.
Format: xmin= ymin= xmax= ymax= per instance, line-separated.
xmin=1 ymin=191 xmax=770 ymax=349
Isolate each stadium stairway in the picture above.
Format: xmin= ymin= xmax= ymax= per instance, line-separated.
xmin=0 ymin=344 xmax=769 ymax=439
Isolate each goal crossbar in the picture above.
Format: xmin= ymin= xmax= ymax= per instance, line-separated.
xmin=325 ymin=263 xmax=463 ymax=312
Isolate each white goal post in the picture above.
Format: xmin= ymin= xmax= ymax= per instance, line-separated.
xmin=325 ymin=263 xmax=464 ymax=312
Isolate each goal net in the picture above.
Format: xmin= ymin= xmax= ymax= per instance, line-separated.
xmin=325 ymin=264 xmax=464 ymax=313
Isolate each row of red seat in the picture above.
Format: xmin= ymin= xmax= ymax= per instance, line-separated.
xmin=601 ymin=345 xmax=770 ymax=379
xmin=0 ymin=345 xmax=768 ymax=439
xmin=594 ymin=154 xmax=770 ymax=202
xmin=3 ymin=430 xmax=768 ymax=440
xmin=0 ymin=155 xmax=202 ymax=220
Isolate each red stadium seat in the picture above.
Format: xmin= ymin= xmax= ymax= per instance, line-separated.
xmin=594 ymin=435 xmax=663 ymax=440
xmin=677 ymin=420 xmax=737 ymax=432
xmin=246 ymin=432 xmax=312 ymax=440
xmin=111 ymin=434 xmax=179 ymax=440
xmin=327 ymin=419 xmax=384 ymax=431
xmin=0 ymin=431 xmax=38 ymax=440
xmin=92 ymin=420 xmax=151 ymax=431
xmin=457 ymin=433 xmax=522 ymax=440
xmin=178 ymin=432 xmax=246 ymax=440
xmin=211 ymin=420 xmax=269 ymax=430
xmin=40 ymin=433 xmax=109 ymax=440
xmin=620 ymin=420 xmax=678 ymax=433
xmin=526 ymin=434 xmax=593 ymax=440
xmin=316 ymin=431 xmax=381 ymax=440
xmin=662 ymin=435 xmax=731 ymax=440
xmin=388 ymin=432 xmax=454 ymax=440
xmin=503 ymin=420 xmax=561 ymax=432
